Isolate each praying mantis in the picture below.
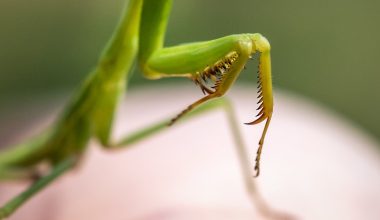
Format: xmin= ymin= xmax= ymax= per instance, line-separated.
xmin=0 ymin=0 xmax=278 ymax=218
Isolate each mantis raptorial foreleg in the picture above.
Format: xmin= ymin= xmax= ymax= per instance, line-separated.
xmin=138 ymin=0 xmax=273 ymax=176
xmin=0 ymin=0 xmax=282 ymax=218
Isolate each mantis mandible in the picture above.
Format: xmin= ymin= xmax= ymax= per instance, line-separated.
xmin=0 ymin=0 xmax=275 ymax=218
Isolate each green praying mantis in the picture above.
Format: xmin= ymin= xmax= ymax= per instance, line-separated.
xmin=0 ymin=0 xmax=278 ymax=218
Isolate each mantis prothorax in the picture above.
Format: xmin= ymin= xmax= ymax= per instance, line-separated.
xmin=0 ymin=0 xmax=274 ymax=218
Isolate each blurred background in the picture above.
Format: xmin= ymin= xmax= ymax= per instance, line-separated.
xmin=0 ymin=0 xmax=379 ymax=142
xmin=1 ymin=1 xmax=380 ymax=219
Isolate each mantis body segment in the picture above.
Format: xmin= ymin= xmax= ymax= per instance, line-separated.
xmin=0 ymin=0 xmax=276 ymax=218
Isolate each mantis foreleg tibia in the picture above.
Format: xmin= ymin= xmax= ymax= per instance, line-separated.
xmin=0 ymin=0 xmax=278 ymax=218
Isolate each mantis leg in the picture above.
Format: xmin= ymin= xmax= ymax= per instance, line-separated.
xmin=138 ymin=0 xmax=273 ymax=177
xmin=106 ymin=98 xmax=237 ymax=148
xmin=0 ymin=157 xmax=76 ymax=219
xmin=133 ymin=1 xmax=284 ymax=218
xmin=0 ymin=131 xmax=54 ymax=182
xmin=103 ymin=97 xmax=287 ymax=219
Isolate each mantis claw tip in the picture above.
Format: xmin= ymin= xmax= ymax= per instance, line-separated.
xmin=254 ymin=168 xmax=260 ymax=177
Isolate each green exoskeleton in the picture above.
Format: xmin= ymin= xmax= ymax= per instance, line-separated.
xmin=0 ymin=0 xmax=277 ymax=218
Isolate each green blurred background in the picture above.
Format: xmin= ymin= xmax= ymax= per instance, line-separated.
xmin=0 ymin=0 xmax=379 ymax=141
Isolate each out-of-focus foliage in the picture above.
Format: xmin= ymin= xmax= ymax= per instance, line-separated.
xmin=0 ymin=0 xmax=379 ymax=140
